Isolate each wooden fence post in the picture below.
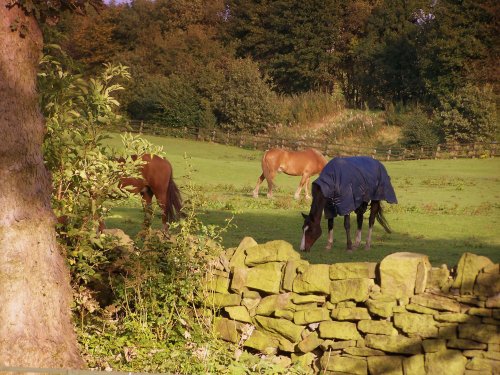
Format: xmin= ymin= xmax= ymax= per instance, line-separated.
xmin=139 ymin=121 xmax=143 ymax=134
xmin=435 ymin=145 xmax=440 ymax=159
xmin=386 ymin=149 xmax=391 ymax=161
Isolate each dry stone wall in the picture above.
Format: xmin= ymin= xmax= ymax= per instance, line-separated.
xmin=208 ymin=237 xmax=500 ymax=374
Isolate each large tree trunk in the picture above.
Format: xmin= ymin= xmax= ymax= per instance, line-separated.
xmin=0 ymin=3 xmax=84 ymax=368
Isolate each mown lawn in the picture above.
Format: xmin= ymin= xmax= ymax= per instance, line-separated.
xmin=105 ymin=133 xmax=500 ymax=267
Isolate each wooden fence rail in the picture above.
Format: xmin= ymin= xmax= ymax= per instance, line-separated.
xmin=121 ymin=121 xmax=498 ymax=161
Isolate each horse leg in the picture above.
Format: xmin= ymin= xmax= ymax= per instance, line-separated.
xmin=266 ymin=172 xmax=276 ymax=198
xmin=344 ymin=214 xmax=353 ymax=251
xmin=354 ymin=212 xmax=363 ymax=249
xmin=325 ymin=218 xmax=334 ymax=250
xmin=365 ymin=201 xmax=379 ymax=250
xmin=253 ymin=173 xmax=265 ymax=198
xmin=141 ymin=186 xmax=154 ymax=229
xmin=294 ymin=174 xmax=309 ymax=200
xmin=354 ymin=202 xmax=368 ymax=249
xmin=304 ymin=176 xmax=312 ymax=200
xmin=153 ymin=191 xmax=169 ymax=230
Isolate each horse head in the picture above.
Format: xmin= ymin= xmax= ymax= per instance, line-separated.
xmin=300 ymin=212 xmax=322 ymax=252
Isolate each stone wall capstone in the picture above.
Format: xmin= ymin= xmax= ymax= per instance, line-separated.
xmin=208 ymin=237 xmax=500 ymax=374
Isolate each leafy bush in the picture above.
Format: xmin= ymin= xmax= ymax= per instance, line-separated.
xmin=399 ymin=107 xmax=441 ymax=149
xmin=214 ymin=58 xmax=281 ymax=134
xmin=155 ymin=74 xmax=215 ymax=129
xmin=435 ymin=84 xmax=497 ymax=144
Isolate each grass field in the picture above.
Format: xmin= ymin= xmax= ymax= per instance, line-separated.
xmin=105 ymin=133 xmax=500 ymax=267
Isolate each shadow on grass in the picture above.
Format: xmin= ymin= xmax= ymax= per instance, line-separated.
xmin=105 ymin=205 xmax=500 ymax=267
xmin=199 ymin=209 xmax=500 ymax=267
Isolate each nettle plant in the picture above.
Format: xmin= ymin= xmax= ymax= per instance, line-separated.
xmin=39 ymin=47 xmax=163 ymax=284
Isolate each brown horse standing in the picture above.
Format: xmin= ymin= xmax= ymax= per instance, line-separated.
xmin=120 ymin=154 xmax=182 ymax=229
xmin=253 ymin=148 xmax=327 ymax=199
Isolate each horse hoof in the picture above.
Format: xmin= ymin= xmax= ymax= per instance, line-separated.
xmin=364 ymin=245 xmax=371 ymax=251
xmin=325 ymin=244 xmax=332 ymax=250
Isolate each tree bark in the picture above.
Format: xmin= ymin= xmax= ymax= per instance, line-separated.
xmin=0 ymin=3 xmax=84 ymax=368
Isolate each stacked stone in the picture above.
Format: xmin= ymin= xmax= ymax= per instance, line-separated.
xmin=208 ymin=237 xmax=500 ymax=374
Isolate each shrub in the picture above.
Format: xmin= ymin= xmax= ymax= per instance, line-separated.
xmin=399 ymin=107 xmax=441 ymax=148
xmin=214 ymin=58 xmax=281 ymax=134
xmin=435 ymin=84 xmax=497 ymax=144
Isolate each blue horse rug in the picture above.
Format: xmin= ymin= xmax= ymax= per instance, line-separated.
xmin=314 ymin=156 xmax=398 ymax=217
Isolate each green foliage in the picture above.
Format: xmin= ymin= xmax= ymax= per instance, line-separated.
xmin=395 ymin=107 xmax=441 ymax=149
xmin=77 ymin=159 xmax=239 ymax=373
xmin=435 ymin=84 xmax=497 ymax=144
xmin=154 ymin=74 xmax=216 ymax=129
xmin=224 ymin=0 xmax=339 ymax=94
xmin=39 ymin=47 xmax=157 ymax=284
xmin=214 ymin=58 xmax=281 ymax=133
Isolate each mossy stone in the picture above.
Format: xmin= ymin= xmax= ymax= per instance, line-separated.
xmin=330 ymin=278 xmax=371 ymax=303
xmin=365 ymin=334 xmax=422 ymax=354
xmin=403 ymin=355 xmax=425 ymax=375
xmin=245 ymin=240 xmax=300 ymax=266
xmin=214 ymin=317 xmax=239 ymax=343
xmin=225 ymin=306 xmax=252 ymax=323
xmin=358 ymin=320 xmax=398 ymax=336
xmin=331 ymin=307 xmax=371 ymax=321
xmin=452 ymin=252 xmax=493 ymax=295
xmin=294 ymin=308 xmax=331 ymax=325
xmin=293 ymin=264 xmax=331 ymax=294
xmin=394 ymin=312 xmax=438 ymax=338
xmin=366 ymin=298 xmax=397 ymax=318
xmin=318 ymin=321 xmax=361 ymax=340
xmin=411 ymin=293 xmax=460 ymax=312
xmin=229 ymin=237 xmax=258 ymax=269
xmin=424 ymin=350 xmax=467 ymax=375
xmin=282 ymin=259 xmax=309 ymax=291
xmin=243 ymin=329 xmax=279 ymax=355
xmin=246 ymin=262 xmax=284 ymax=294
xmin=329 ymin=262 xmax=377 ymax=279
xmin=255 ymin=316 xmax=305 ymax=343
xmin=209 ymin=293 xmax=241 ymax=308
xmin=458 ymin=324 xmax=500 ymax=344
xmin=367 ymin=355 xmax=403 ymax=375
xmin=380 ymin=252 xmax=431 ymax=298
xmin=256 ymin=293 xmax=292 ymax=316
xmin=297 ymin=331 xmax=323 ymax=353
xmin=320 ymin=355 xmax=367 ymax=375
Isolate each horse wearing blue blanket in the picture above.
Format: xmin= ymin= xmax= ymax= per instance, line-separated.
xmin=300 ymin=156 xmax=398 ymax=252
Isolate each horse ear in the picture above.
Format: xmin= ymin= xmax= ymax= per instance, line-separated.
xmin=301 ymin=213 xmax=308 ymax=219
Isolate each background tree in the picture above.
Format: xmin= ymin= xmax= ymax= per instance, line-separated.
xmin=0 ymin=0 xmax=99 ymax=367
xmin=222 ymin=0 xmax=340 ymax=94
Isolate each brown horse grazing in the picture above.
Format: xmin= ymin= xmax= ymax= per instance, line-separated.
xmin=253 ymin=148 xmax=327 ymax=199
xmin=120 ymin=154 xmax=182 ymax=229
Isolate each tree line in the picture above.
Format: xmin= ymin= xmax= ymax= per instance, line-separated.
xmin=48 ymin=0 xmax=498 ymax=143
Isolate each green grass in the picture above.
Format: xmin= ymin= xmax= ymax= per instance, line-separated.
xmin=105 ymin=133 xmax=500 ymax=267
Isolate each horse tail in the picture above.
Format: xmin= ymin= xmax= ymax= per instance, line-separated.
xmin=376 ymin=204 xmax=392 ymax=234
xmin=165 ymin=175 xmax=183 ymax=222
